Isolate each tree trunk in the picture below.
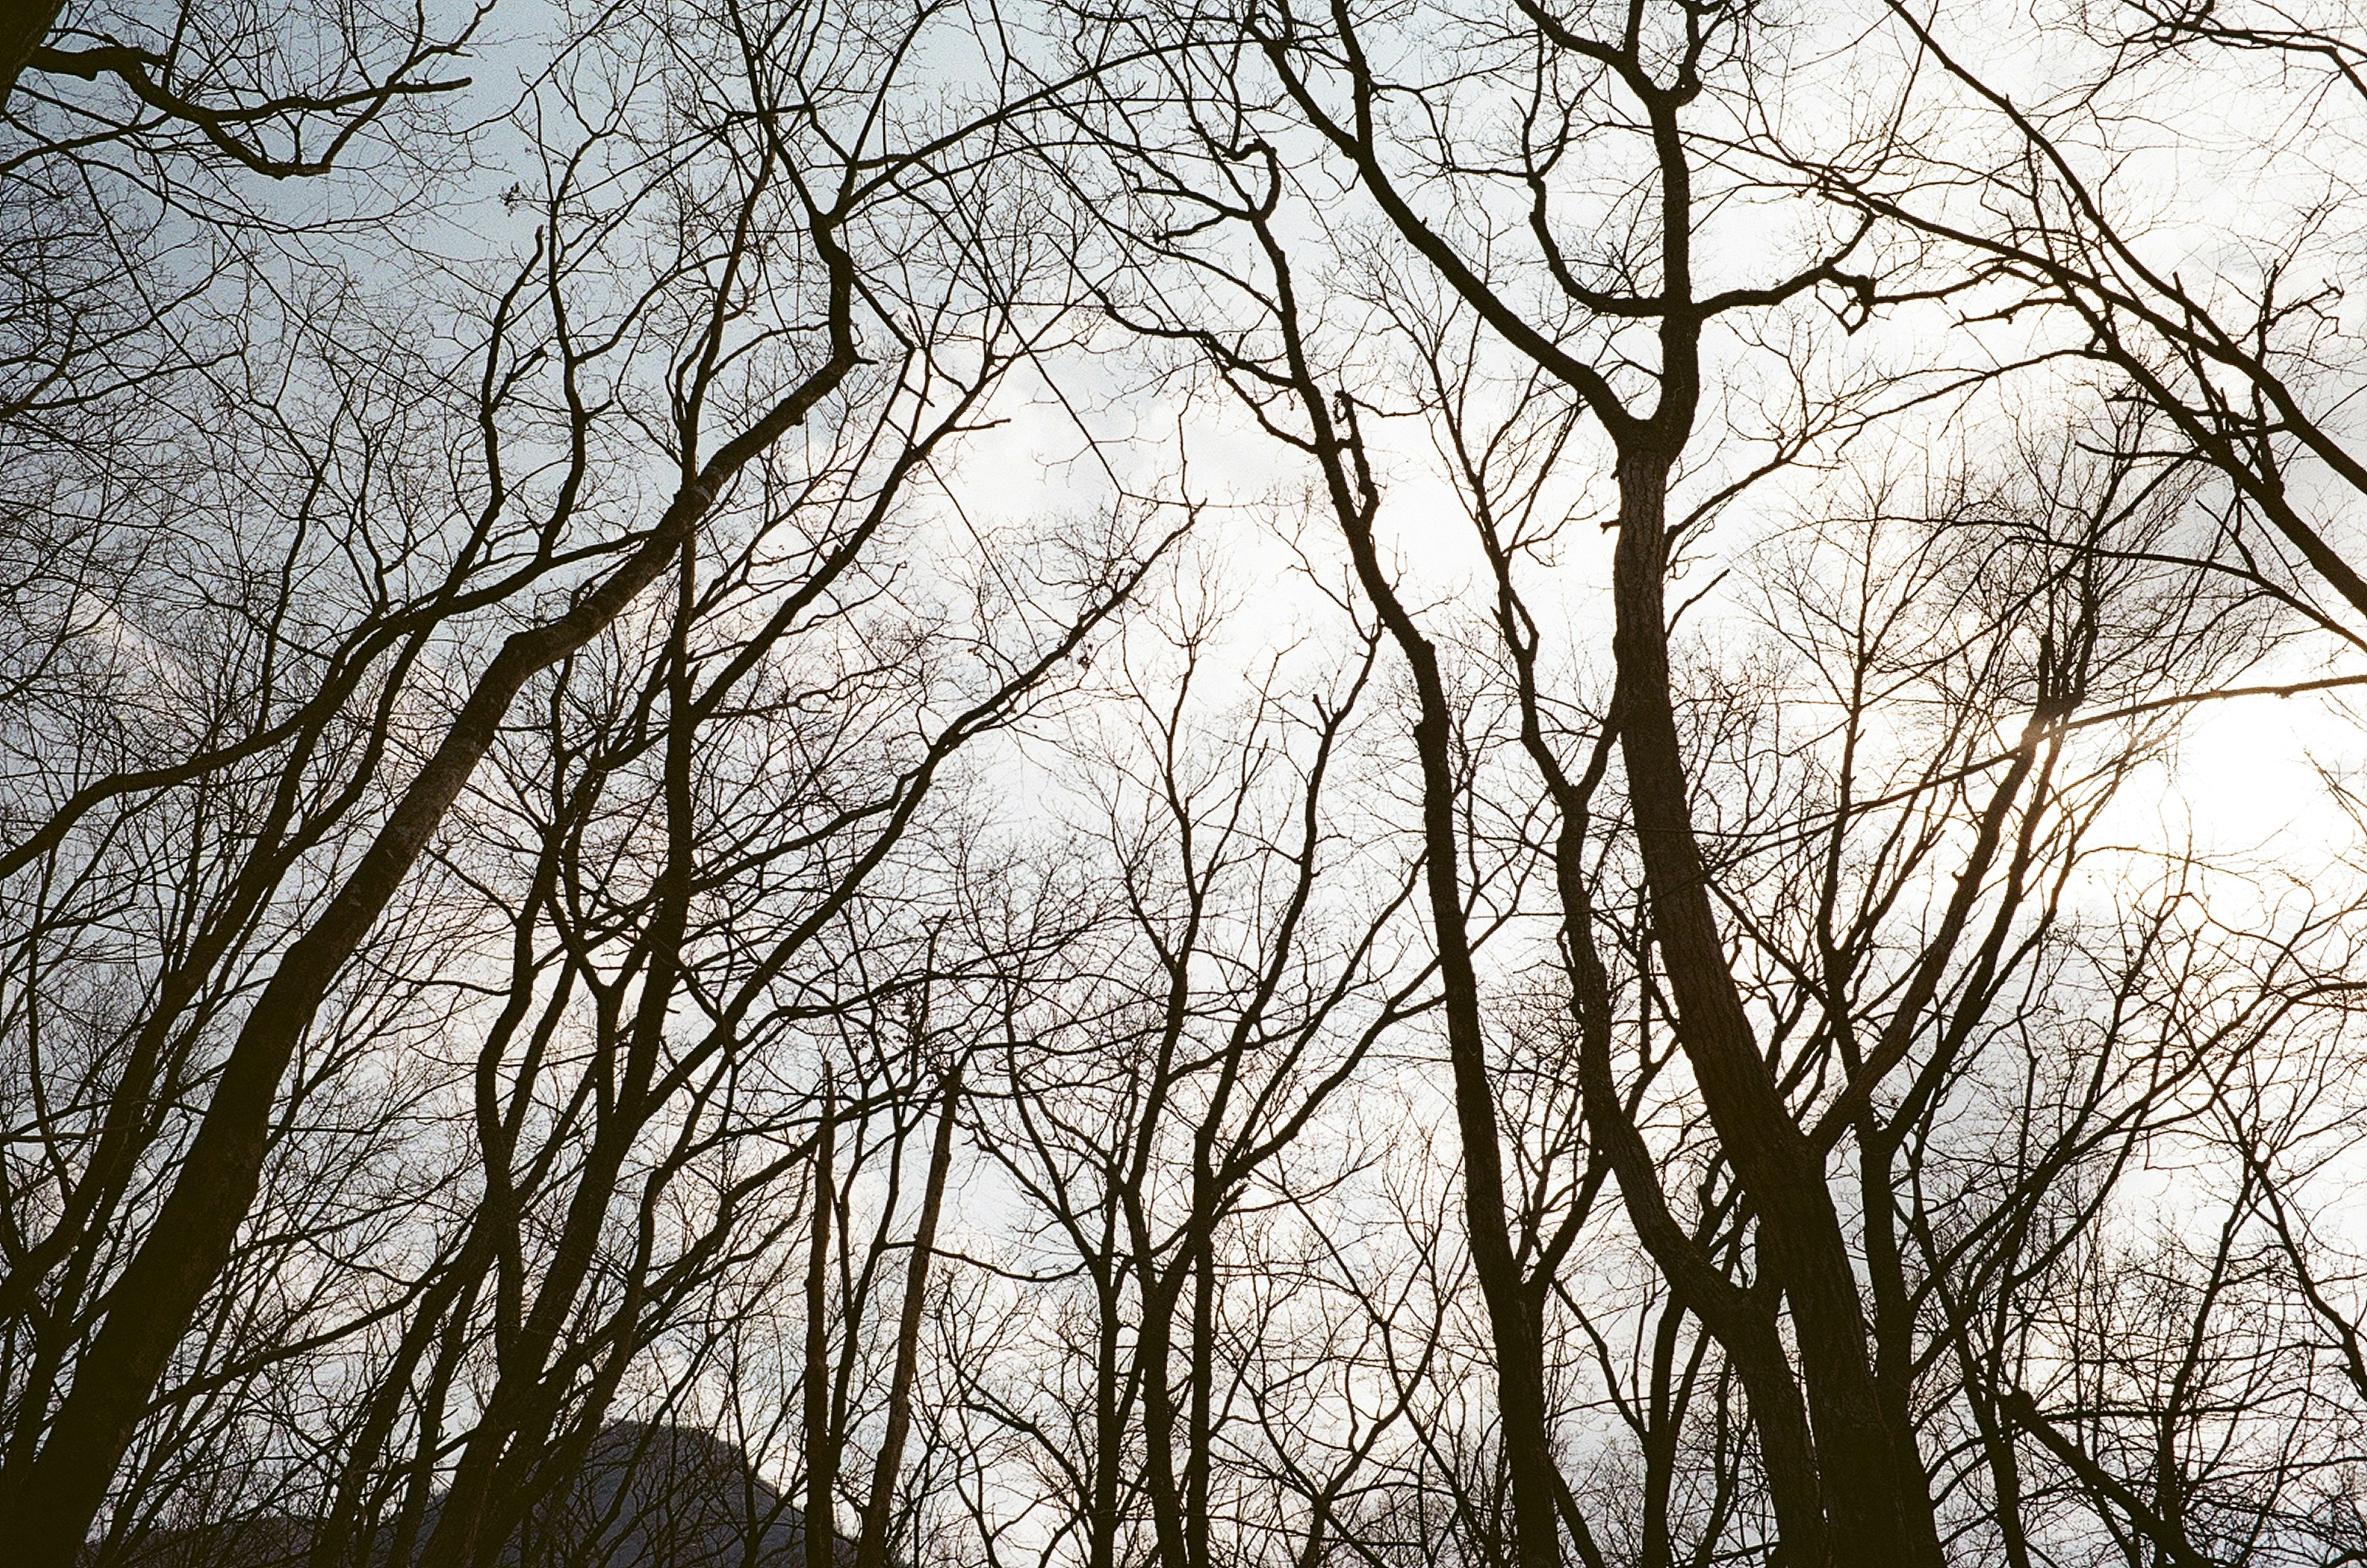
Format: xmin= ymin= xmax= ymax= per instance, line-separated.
xmin=0 ymin=0 xmax=60 ymax=108
xmin=1605 ymin=444 xmax=1928 ymax=1567
xmin=853 ymin=1068 xmax=960 ymax=1568
xmin=806 ymin=1087 xmax=838 ymax=1568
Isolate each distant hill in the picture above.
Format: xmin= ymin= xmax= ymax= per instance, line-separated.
xmin=96 ymin=1422 xmax=861 ymax=1568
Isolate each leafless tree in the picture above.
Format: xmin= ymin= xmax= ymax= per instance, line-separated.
xmin=3 ymin=0 xmax=1175 ymax=1560
xmin=1017 ymin=5 xmax=2367 ymax=1566
xmin=12 ymin=4 xmax=2367 ymax=1567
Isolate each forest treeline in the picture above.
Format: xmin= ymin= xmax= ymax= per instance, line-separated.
xmin=6 ymin=1 xmax=2367 ymax=1566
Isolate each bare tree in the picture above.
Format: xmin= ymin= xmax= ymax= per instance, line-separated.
xmin=2 ymin=0 xmax=1174 ymax=1558
xmin=1024 ymin=6 xmax=2366 ymax=1567
xmin=12 ymin=4 xmax=2367 ymax=1567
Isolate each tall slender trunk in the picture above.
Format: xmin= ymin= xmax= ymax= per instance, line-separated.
xmin=1087 ymin=1263 xmax=1124 ymax=1568
xmin=1247 ymin=217 xmax=1566 ymax=1554
xmin=1139 ymin=1273 xmax=1190 ymax=1568
xmin=1639 ymin=1299 xmax=1683 ymax=1568
xmin=1330 ymin=455 xmax=1565 ymax=1568
xmin=1859 ymin=1131 xmax=1950 ymax=1567
xmin=853 ymin=1068 xmax=960 ymax=1568
xmin=1495 ymin=487 xmax=1831 ymax=1567
xmin=806 ymin=1085 xmax=839 ymax=1568
xmin=1184 ymin=1238 xmax=1214 ymax=1568
xmin=1605 ymin=446 xmax=1922 ymax=1566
